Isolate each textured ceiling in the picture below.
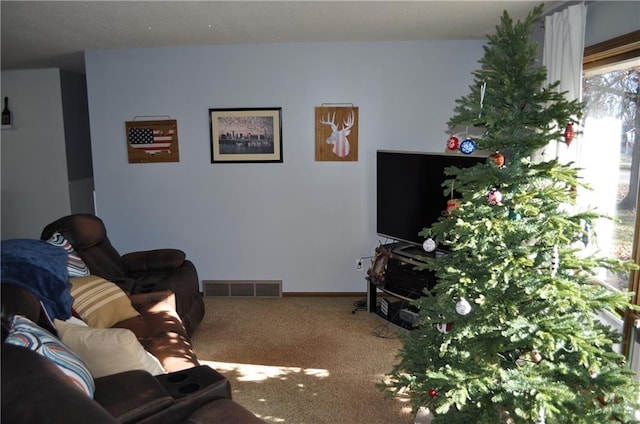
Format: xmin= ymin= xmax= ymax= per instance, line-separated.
xmin=1 ymin=1 xmax=554 ymax=74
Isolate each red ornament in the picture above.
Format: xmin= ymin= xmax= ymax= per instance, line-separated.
xmin=446 ymin=135 xmax=460 ymax=151
xmin=489 ymin=151 xmax=505 ymax=167
xmin=564 ymin=123 xmax=574 ymax=145
xmin=441 ymin=198 xmax=460 ymax=217
xmin=429 ymin=389 xmax=438 ymax=398
xmin=570 ymin=185 xmax=577 ymax=199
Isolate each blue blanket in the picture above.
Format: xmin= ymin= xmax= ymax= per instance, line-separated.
xmin=1 ymin=239 xmax=73 ymax=320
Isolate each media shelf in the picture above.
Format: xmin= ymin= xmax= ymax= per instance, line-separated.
xmin=367 ymin=278 xmax=416 ymax=329
xmin=366 ymin=242 xmax=438 ymax=327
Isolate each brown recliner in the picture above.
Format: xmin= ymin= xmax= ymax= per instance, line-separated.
xmin=41 ymin=214 xmax=205 ymax=337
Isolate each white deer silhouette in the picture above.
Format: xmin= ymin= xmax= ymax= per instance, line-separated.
xmin=320 ymin=110 xmax=354 ymax=158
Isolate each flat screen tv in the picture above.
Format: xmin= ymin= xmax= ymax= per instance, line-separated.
xmin=376 ymin=150 xmax=486 ymax=247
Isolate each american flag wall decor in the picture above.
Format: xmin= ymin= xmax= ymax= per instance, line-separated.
xmin=125 ymin=119 xmax=180 ymax=163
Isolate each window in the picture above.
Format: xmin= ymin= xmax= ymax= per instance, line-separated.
xmin=581 ymin=30 xmax=640 ymax=367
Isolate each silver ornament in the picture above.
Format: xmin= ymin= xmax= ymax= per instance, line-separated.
xmin=455 ymin=298 xmax=472 ymax=315
xmin=423 ymin=238 xmax=436 ymax=252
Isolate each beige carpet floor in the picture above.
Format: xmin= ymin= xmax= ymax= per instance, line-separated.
xmin=191 ymin=296 xmax=419 ymax=424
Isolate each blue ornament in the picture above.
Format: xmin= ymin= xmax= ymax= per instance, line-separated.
xmin=460 ymin=138 xmax=476 ymax=154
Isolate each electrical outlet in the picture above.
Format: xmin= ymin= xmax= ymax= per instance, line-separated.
xmin=355 ymin=258 xmax=363 ymax=270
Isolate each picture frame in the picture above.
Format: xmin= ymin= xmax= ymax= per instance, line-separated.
xmin=209 ymin=108 xmax=282 ymax=163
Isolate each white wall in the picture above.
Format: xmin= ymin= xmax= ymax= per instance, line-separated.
xmin=584 ymin=1 xmax=639 ymax=47
xmin=85 ymin=40 xmax=484 ymax=293
xmin=1 ymin=68 xmax=95 ymax=240
xmin=1 ymin=69 xmax=71 ymax=239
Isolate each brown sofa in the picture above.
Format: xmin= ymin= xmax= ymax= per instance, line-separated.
xmin=2 ymin=341 xmax=265 ymax=423
xmin=41 ymin=214 xmax=205 ymax=337
xmin=1 ymin=239 xmax=265 ymax=423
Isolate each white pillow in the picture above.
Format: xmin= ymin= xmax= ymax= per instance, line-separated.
xmin=54 ymin=320 xmax=165 ymax=378
xmin=65 ymin=316 xmax=89 ymax=327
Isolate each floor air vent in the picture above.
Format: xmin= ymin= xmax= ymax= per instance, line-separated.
xmin=203 ymin=280 xmax=282 ymax=298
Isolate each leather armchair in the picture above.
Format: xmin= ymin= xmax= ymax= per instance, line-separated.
xmin=41 ymin=214 xmax=204 ymax=337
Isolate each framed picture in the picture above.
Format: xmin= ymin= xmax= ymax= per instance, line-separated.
xmin=125 ymin=119 xmax=179 ymax=163
xmin=209 ymin=108 xmax=282 ymax=163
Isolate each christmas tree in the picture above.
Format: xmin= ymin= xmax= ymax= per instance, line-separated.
xmin=383 ymin=5 xmax=640 ymax=423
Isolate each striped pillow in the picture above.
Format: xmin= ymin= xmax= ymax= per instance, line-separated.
xmin=5 ymin=315 xmax=95 ymax=397
xmin=70 ymin=276 xmax=139 ymax=328
xmin=46 ymin=232 xmax=90 ymax=277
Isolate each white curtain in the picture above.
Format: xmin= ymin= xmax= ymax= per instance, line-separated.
xmin=544 ymin=2 xmax=631 ymax=373
xmin=541 ymin=3 xmax=587 ymax=163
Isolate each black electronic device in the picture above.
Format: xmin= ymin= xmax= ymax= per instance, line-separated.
xmin=382 ymin=252 xmax=436 ymax=299
xmin=376 ymin=150 xmax=486 ymax=246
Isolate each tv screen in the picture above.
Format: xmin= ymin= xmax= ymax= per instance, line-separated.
xmin=376 ymin=150 xmax=486 ymax=246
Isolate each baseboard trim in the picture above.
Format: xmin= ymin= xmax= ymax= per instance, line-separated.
xmin=283 ymin=292 xmax=367 ymax=297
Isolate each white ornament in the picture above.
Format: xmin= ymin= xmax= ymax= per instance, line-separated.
xmin=487 ymin=188 xmax=503 ymax=205
xmin=423 ymin=238 xmax=436 ymax=252
xmin=455 ymin=298 xmax=472 ymax=315
xmin=536 ymin=407 xmax=546 ymax=424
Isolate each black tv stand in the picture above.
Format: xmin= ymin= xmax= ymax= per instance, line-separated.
xmin=391 ymin=243 xmax=428 ymax=261
xmin=366 ymin=242 xmax=438 ymax=327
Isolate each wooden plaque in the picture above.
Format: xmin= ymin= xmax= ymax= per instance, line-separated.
xmin=125 ymin=120 xmax=179 ymax=163
xmin=315 ymin=107 xmax=358 ymax=162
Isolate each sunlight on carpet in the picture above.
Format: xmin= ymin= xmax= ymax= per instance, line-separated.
xmin=200 ymin=360 xmax=330 ymax=382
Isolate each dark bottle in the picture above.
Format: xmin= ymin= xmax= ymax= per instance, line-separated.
xmin=2 ymin=97 xmax=11 ymax=126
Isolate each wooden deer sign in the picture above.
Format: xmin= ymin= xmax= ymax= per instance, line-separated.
xmin=315 ymin=106 xmax=358 ymax=161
